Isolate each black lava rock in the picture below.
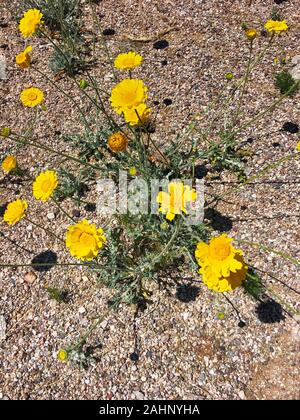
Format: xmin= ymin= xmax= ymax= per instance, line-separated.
xmin=153 ymin=39 xmax=169 ymax=50
xmin=272 ymin=142 xmax=280 ymax=148
xmin=282 ymin=121 xmax=299 ymax=134
xmin=102 ymin=28 xmax=115 ymax=36
xmin=238 ymin=320 xmax=246 ymax=328
xmin=161 ymin=59 xmax=168 ymax=66
xmin=130 ymin=352 xmax=139 ymax=362
xmin=163 ymin=98 xmax=172 ymax=106
xmin=72 ymin=209 xmax=81 ymax=218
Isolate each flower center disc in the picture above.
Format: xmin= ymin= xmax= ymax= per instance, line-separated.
xmin=41 ymin=180 xmax=52 ymax=192
xmin=28 ymin=92 xmax=38 ymax=101
xmin=79 ymin=232 xmax=96 ymax=248
xmin=210 ymin=243 xmax=231 ymax=260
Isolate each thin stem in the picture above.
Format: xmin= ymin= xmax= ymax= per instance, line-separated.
xmin=207 ymin=152 xmax=299 ymax=206
xmin=25 ymin=216 xmax=64 ymax=243
xmin=235 ymin=80 xmax=300 ymax=134
xmin=235 ymin=238 xmax=300 ymax=268
xmin=31 ymin=66 xmax=91 ymax=130
xmin=3 ymin=132 xmax=104 ymax=172
xmin=233 ymin=41 xmax=253 ymax=124
xmin=52 ymin=197 xmax=76 ymax=223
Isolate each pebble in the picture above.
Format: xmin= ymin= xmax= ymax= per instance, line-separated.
xmin=78 ymin=306 xmax=86 ymax=314
xmin=0 ymin=315 xmax=6 ymax=341
xmin=0 ymin=54 xmax=6 ymax=80
xmin=24 ymin=272 xmax=37 ymax=284
xmin=47 ymin=212 xmax=55 ymax=221
xmin=238 ymin=390 xmax=245 ymax=400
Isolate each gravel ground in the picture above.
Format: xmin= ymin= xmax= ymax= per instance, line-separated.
xmin=0 ymin=0 xmax=299 ymax=400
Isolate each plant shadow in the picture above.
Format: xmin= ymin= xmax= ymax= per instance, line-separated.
xmin=176 ymin=284 xmax=200 ymax=303
xmin=31 ymin=250 xmax=58 ymax=272
xmin=205 ymin=208 xmax=233 ymax=232
xmin=255 ymin=298 xmax=285 ymax=324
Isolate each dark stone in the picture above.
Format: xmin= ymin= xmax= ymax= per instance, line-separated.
xmin=161 ymin=59 xmax=168 ymax=66
xmin=102 ymin=28 xmax=115 ymax=36
xmin=163 ymin=98 xmax=172 ymax=106
xmin=238 ymin=320 xmax=246 ymax=328
xmin=194 ymin=164 xmax=208 ymax=179
xmin=130 ymin=352 xmax=139 ymax=362
xmin=84 ymin=203 xmax=96 ymax=212
xmin=240 ymin=205 xmax=247 ymax=211
xmin=72 ymin=209 xmax=81 ymax=218
xmin=272 ymin=142 xmax=280 ymax=148
xmin=153 ymin=100 xmax=160 ymax=106
xmin=282 ymin=122 xmax=299 ymax=134
xmin=274 ymin=0 xmax=286 ymax=4
xmin=246 ymin=138 xmax=254 ymax=144
xmin=153 ymin=39 xmax=169 ymax=50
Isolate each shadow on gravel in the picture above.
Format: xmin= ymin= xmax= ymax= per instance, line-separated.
xmin=255 ymin=299 xmax=285 ymax=324
xmin=205 ymin=208 xmax=233 ymax=232
xmin=31 ymin=250 xmax=58 ymax=272
xmin=0 ymin=203 xmax=8 ymax=217
xmin=176 ymin=284 xmax=200 ymax=303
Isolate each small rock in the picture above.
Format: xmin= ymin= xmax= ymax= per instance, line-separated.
xmin=24 ymin=271 xmax=37 ymax=284
xmin=282 ymin=122 xmax=299 ymax=134
xmin=290 ymin=64 xmax=300 ymax=81
xmin=78 ymin=306 xmax=86 ymax=314
xmin=0 ymin=54 xmax=6 ymax=80
xmin=133 ymin=391 xmax=145 ymax=400
xmin=238 ymin=390 xmax=245 ymax=399
xmin=0 ymin=315 xmax=6 ymax=341
xmin=291 ymin=55 xmax=300 ymax=65
xmin=47 ymin=212 xmax=55 ymax=221
xmin=102 ymin=28 xmax=115 ymax=36
xmin=153 ymin=39 xmax=169 ymax=50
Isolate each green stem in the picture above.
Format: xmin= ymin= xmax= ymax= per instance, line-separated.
xmin=3 ymin=132 xmax=104 ymax=172
xmin=25 ymin=216 xmax=64 ymax=244
xmin=234 ymin=238 xmax=300 ymax=268
xmin=235 ymin=81 xmax=300 ymax=134
xmin=207 ymin=152 xmax=299 ymax=205
xmin=31 ymin=66 xmax=91 ymax=130
xmin=233 ymin=41 xmax=253 ymax=124
xmin=52 ymin=197 xmax=76 ymax=223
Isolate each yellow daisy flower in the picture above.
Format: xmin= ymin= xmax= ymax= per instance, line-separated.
xmin=57 ymin=349 xmax=68 ymax=362
xmin=129 ymin=167 xmax=137 ymax=176
xmin=195 ymin=234 xmax=245 ymax=278
xmin=108 ymin=132 xmax=128 ymax=152
xmin=264 ymin=20 xmax=288 ymax=33
xmin=114 ymin=52 xmax=143 ymax=70
xmin=65 ymin=219 xmax=106 ymax=261
xmin=19 ymin=8 xmax=43 ymax=38
xmin=157 ymin=181 xmax=197 ymax=221
xmin=2 ymin=155 xmax=17 ymax=173
xmin=123 ymin=103 xmax=151 ymax=126
xmin=16 ymin=46 xmax=32 ymax=69
xmin=0 ymin=127 xmax=11 ymax=138
xmin=33 ymin=170 xmax=58 ymax=201
xmin=297 ymin=140 xmax=300 ymax=151
xmin=20 ymin=87 xmax=44 ymax=108
xmin=3 ymin=199 xmax=28 ymax=225
xmin=245 ymin=28 xmax=257 ymax=40
xmin=110 ymin=79 xmax=148 ymax=114
xmin=200 ymin=252 xmax=248 ymax=293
